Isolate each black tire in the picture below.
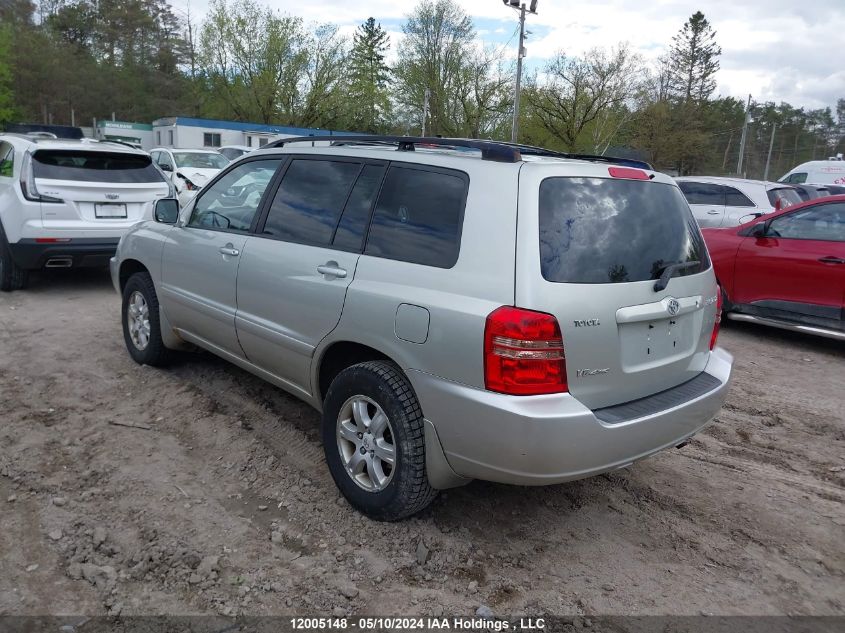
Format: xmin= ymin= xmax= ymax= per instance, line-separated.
xmin=322 ymin=361 xmax=437 ymax=521
xmin=121 ymin=272 xmax=171 ymax=366
xmin=0 ymin=222 xmax=29 ymax=292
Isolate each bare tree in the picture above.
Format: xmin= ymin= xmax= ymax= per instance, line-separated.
xmin=525 ymin=45 xmax=644 ymax=152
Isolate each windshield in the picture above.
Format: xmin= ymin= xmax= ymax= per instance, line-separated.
xmin=539 ymin=177 xmax=710 ymax=284
xmin=173 ymin=152 xmax=229 ymax=170
xmin=32 ymin=150 xmax=165 ymax=183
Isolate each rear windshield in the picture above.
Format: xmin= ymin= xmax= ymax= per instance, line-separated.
xmin=539 ymin=177 xmax=710 ymax=284
xmin=33 ymin=150 xmax=165 ymax=183
xmin=173 ymin=152 xmax=229 ymax=170
xmin=767 ymin=187 xmax=802 ymax=209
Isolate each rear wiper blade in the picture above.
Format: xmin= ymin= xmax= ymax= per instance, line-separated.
xmin=653 ymin=260 xmax=701 ymax=292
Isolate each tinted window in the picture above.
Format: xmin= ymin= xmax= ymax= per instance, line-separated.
xmin=173 ymin=152 xmax=229 ymax=170
xmin=0 ymin=142 xmax=13 ymax=177
xmin=332 ymin=164 xmax=386 ymax=251
xmin=793 ymin=185 xmax=812 ymax=202
xmin=786 ymin=172 xmax=808 ymax=184
xmin=189 ymin=159 xmax=281 ymax=232
xmin=768 ymin=202 xmax=845 ymax=242
xmin=219 ymin=148 xmax=246 ymax=160
xmin=539 ymin=178 xmax=710 ymax=284
xmin=262 ymin=159 xmax=361 ymax=246
xmin=32 ymin=150 xmax=165 ymax=183
xmin=365 ymin=166 xmax=466 ymax=268
xmin=724 ymin=186 xmax=755 ymax=207
xmin=678 ymin=181 xmax=725 ymax=206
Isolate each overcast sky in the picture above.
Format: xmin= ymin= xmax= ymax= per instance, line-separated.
xmin=177 ymin=0 xmax=845 ymax=111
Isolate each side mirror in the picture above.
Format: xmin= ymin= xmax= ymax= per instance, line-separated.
xmin=738 ymin=212 xmax=763 ymax=225
xmin=154 ymin=198 xmax=180 ymax=224
xmin=160 ymin=163 xmax=173 ymax=172
xmin=748 ymin=221 xmax=771 ymax=238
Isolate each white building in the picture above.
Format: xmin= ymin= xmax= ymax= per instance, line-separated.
xmin=150 ymin=116 xmax=353 ymax=150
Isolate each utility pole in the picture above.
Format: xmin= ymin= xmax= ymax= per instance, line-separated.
xmin=736 ymin=93 xmax=752 ymax=177
xmin=421 ymin=88 xmax=430 ymax=137
xmin=504 ymin=0 xmax=538 ymax=143
xmin=763 ymin=124 xmax=778 ymax=181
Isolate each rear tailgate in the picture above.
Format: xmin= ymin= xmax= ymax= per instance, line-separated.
xmin=32 ymin=149 xmax=169 ymax=230
xmin=515 ymin=162 xmax=720 ymax=410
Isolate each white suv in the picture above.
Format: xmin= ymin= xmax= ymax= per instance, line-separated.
xmin=149 ymin=148 xmax=230 ymax=208
xmin=676 ymin=176 xmax=802 ymax=227
xmin=0 ymin=135 xmax=171 ymax=291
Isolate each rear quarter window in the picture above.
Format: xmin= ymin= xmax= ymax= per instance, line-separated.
xmin=0 ymin=141 xmax=14 ymax=177
xmin=539 ymin=177 xmax=710 ymax=284
xmin=32 ymin=150 xmax=165 ymax=183
xmin=364 ymin=165 xmax=467 ymax=268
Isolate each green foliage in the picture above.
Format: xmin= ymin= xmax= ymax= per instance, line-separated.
xmin=393 ymin=0 xmax=510 ymax=138
xmin=198 ymin=0 xmax=348 ymax=127
xmin=347 ymin=18 xmax=392 ymax=132
xmin=668 ymin=11 xmax=721 ymax=104
xmin=0 ymin=24 xmax=15 ymax=124
xmin=0 ymin=0 xmax=840 ymax=181
xmin=524 ymin=45 xmax=643 ymax=152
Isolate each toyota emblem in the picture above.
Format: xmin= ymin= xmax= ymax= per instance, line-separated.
xmin=667 ymin=298 xmax=680 ymax=316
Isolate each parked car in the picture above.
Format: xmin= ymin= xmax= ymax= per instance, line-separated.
xmin=702 ymin=195 xmax=845 ymax=340
xmin=676 ymin=176 xmax=802 ymax=228
xmin=790 ymin=183 xmax=845 ymax=202
xmin=780 ymin=157 xmax=845 ymax=186
xmin=218 ymin=145 xmax=252 ymax=161
xmin=150 ymin=148 xmax=230 ymax=207
xmin=111 ymin=136 xmax=732 ymax=520
xmin=0 ymin=134 xmax=171 ymax=291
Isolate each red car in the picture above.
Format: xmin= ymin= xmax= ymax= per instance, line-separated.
xmin=702 ymin=194 xmax=845 ymax=340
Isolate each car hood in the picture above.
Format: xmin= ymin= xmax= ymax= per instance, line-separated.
xmin=175 ymin=167 xmax=220 ymax=186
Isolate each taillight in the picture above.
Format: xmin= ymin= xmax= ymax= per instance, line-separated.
xmin=20 ymin=152 xmax=62 ymax=203
xmin=710 ymin=288 xmax=723 ymax=350
xmin=484 ymin=306 xmax=568 ymax=396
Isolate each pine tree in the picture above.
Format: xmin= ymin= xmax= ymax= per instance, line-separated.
xmin=668 ymin=11 xmax=721 ymax=104
xmin=348 ymin=17 xmax=391 ymax=132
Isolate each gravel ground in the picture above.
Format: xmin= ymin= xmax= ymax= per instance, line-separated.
xmin=0 ymin=269 xmax=843 ymax=619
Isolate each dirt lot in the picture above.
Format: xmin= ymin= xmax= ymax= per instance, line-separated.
xmin=1 ymin=269 xmax=843 ymax=619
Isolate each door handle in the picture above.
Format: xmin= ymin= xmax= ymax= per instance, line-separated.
xmin=219 ymin=245 xmax=240 ymax=257
xmin=818 ymin=256 xmax=845 ymax=264
xmin=707 ymin=210 xmax=721 ymax=215
xmin=317 ymin=262 xmax=347 ymax=278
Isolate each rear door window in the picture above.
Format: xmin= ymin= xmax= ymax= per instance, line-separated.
xmin=678 ymin=181 xmax=725 ymax=206
xmin=32 ymin=150 xmax=165 ymax=183
xmin=365 ymin=165 xmax=467 ymax=268
xmin=261 ymin=159 xmax=361 ymax=246
xmin=539 ymin=177 xmax=710 ymax=284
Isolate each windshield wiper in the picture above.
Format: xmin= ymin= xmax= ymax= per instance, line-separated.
xmin=653 ymin=260 xmax=701 ymax=292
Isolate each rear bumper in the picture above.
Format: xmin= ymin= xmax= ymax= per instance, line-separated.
xmin=409 ymin=347 xmax=733 ymax=486
xmin=8 ymin=238 xmax=120 ymax=270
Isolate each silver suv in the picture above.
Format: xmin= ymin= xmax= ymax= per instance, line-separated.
xmin=110 ymin=136 xmax=733 ymax=520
